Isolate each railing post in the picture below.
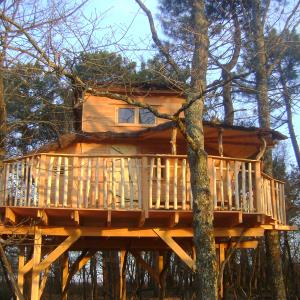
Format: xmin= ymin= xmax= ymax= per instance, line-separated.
xmin=207 ymin=157 xmax=215 ymax=209
xmin=271 ymin=178 xmax=277 ymax=222
xmin=38 ymin=155 xmax=47 ymax=207
xmin=141 ymin=157 xmax=149 ymax=217
xmin=255 ymin=161 xmax=262 ymax=213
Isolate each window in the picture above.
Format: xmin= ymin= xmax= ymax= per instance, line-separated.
xmin=117 ymin=107 xmax=156 ymax=125
xmin=118 ymin=108 xmax=135 ymax=123
xmin=139 ymin=108 xmax=155 ymax=124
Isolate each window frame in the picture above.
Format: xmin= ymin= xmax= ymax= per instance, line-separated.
xmin=115 ymin=106 xmax=157 ymax=126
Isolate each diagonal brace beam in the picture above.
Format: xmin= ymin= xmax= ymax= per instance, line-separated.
xmin=153 ymin=228 xmax=195 ymax=271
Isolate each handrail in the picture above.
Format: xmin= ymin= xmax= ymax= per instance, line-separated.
xmin=0 ymin=154 xmax=286 ymax=224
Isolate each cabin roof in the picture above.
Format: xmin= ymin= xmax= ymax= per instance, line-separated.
xmin=29 ymin=120 xmax=287 ymax=154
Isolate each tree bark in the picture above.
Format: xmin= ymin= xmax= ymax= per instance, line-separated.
xmin=186 ymin=1 xmax=217 ymax=299
xmin=278 ymin=63 xmax=300 ymax=170
xmin=0 ymin=243 xmax=25 ymax=300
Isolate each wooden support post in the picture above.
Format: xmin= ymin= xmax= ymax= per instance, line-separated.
xmin=61 ymin=252 xmax=69 ymax=300
xmin=219 ymin=244 xmax=226 ymax=299
xmin=119 ymin=250 xmax=127 ymax=300
xmin=141 ymin=157 xmax=149 ymax=217
xmin=153 ymin=229 xmax=195 ymax=271
xmin=31 ymin=228 xmax=42 ymax=300
xmin=255 ymin=161 xmax=261 ymax=213
xmin=17 ymin=246 xmax=25 ymax=300
xmin=34 ymin=230 xmax=81 ymax=274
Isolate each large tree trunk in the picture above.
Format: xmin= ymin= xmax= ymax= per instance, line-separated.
xmin=278 ymin=63 xmax=300 ymax=170
xmin=186 ymin=1 xmax=217 ymax=299
xmin=250 ymin=1 xmax=286 ymax=299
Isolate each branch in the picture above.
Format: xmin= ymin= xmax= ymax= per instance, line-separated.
xmin=135 ymin=0 xmax=179 ymax=74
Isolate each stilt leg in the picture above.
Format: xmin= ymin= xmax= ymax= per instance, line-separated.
xmin=61 ymin=252 xmax=69 ymax=300
xmin=31 ymin=228 xmax=42 ymax=300
xmin=17 ymin=246 xmax=25 ymax=300
xmin=219 ymin=244 xmax=225 ymax=299
xmin=120 ymin=250 xmax=127 ymax=300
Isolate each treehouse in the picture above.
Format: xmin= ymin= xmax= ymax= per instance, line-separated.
xmin=0 ymin=86 xmax=295 ymax=299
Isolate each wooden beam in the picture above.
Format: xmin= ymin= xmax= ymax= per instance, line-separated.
xmin=34 ymin=229 xmax=81 ymax=274
xmin=37 ymin=210 xmax=48 ymax=226
xmin=169 ymin=212 xmax=179 ymax=227
xmin=5 ymin=207 xmax=16 ymax=224
xmin=17 ymin=247 xmax=25 ymax=300
xmin=120 ymin=250 xmax=127 ymax=300
xmin=153 ymin=229 xmax=195 ymax=271
xmin=31 ymin=228 xmax=42 ymax=300
xmin=0 ymin=225 xmax=266 ymax=237
xmin=61 ymin=252 xmax=69 ymax=300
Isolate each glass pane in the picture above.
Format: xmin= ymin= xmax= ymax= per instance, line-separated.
xmin=139 ymin=108 xmax=155 ymax=124
xmin=118 ymin=108 xmax=135 ymax=123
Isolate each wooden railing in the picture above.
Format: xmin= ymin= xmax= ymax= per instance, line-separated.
xmin=0 ymin=154 xmax=287 ymax=224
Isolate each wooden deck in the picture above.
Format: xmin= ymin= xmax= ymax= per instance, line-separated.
xmin=0 ymin=153 xmax=286 ymax=226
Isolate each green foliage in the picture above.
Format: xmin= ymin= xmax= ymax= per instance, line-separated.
xmin=4 ymin=63 xmax=73 ymax=154
xmin=74 ymin=51 xmax=137 ymax=85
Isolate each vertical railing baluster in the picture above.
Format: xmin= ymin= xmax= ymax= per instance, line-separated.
xmin=156 ymin=158 xmax=161 ymax=209
xmin=149 ymin=158 xmax=154 ymax=209
xmin=182 ymin=159 xmax=186 ymax=210
xmin=220 ymin=159 xmax=224 ymax=208
xmin=165 ymin=158 xmax=170 ymax=209
xmin=248 ymin=162 xmax=253 ymax=212
xmin=78 ymin=158 xmax=84 ymax=209
xmin=213 ymin=159 xmax=217 ymax=209
xmin=24 ymin=158 xmax=30 ymax=206
xmin=55 ymin=157 xmax=61 ymax=207
xmin=128 ymin=158 xmax=134 ymax=209
xmin=241 ymin=162 xmax=246 ymax=211
xmin=85 ymin=158 xmax=92 ymax=208
xmin=226 ymin=161 xmax=232 ymax=210
xmin=95 ymin=158 xmax=100 ymax=208
xmin=173 ymin=158 xmax=178 ymax=210
xmin=234 ymin=161 xmax=239 ymax=210
xmin=28 ymin=157 xmax=33 ymax=206
xmin=120 ymin=158 xmax=125 ymax=208
xmin=63 ymin=157 xmax=69 ymax=207
xmin=103 ymin=158 xmax=108 ymax=209
xmin=14 ymin=161 xmax=19 ymax=206
xmin=46 ymin=156 xmax=54 ymax=207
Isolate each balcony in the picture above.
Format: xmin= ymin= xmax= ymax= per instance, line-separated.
xmin=0 ymin=154 xmax=286 ymax=227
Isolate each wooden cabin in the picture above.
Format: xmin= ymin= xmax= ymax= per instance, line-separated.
xmin=0 ymin=87 xmax=295 ymax=299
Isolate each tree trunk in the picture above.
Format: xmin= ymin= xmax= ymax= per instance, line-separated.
xmin=278 ymin=63 xmax=300 ymax=170
xmin=186 ymin=1 xmax=217 ymax=299
xmin=250 ymin=1 xmax=287 ymax=298
xmin=0 ymin=243 xmax=25 ymax=300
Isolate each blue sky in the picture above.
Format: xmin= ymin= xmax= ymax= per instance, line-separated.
xmin=84 ymin=0 xmax=299 ymax=164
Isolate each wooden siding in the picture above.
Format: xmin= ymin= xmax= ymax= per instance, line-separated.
xmin=82 ymin=94 xmax=184 ymax=133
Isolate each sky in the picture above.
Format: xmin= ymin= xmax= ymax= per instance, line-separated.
xmin=84 ymin=0 xmax=299 ymax=165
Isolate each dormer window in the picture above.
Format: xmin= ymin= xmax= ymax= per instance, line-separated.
xmin=139 ymin=108 xmax=155 ymax=124
xmin=117 ymin=107 xmax=156 ymax=125
xmin=118 ymin=108 xmax=135 ymax=123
